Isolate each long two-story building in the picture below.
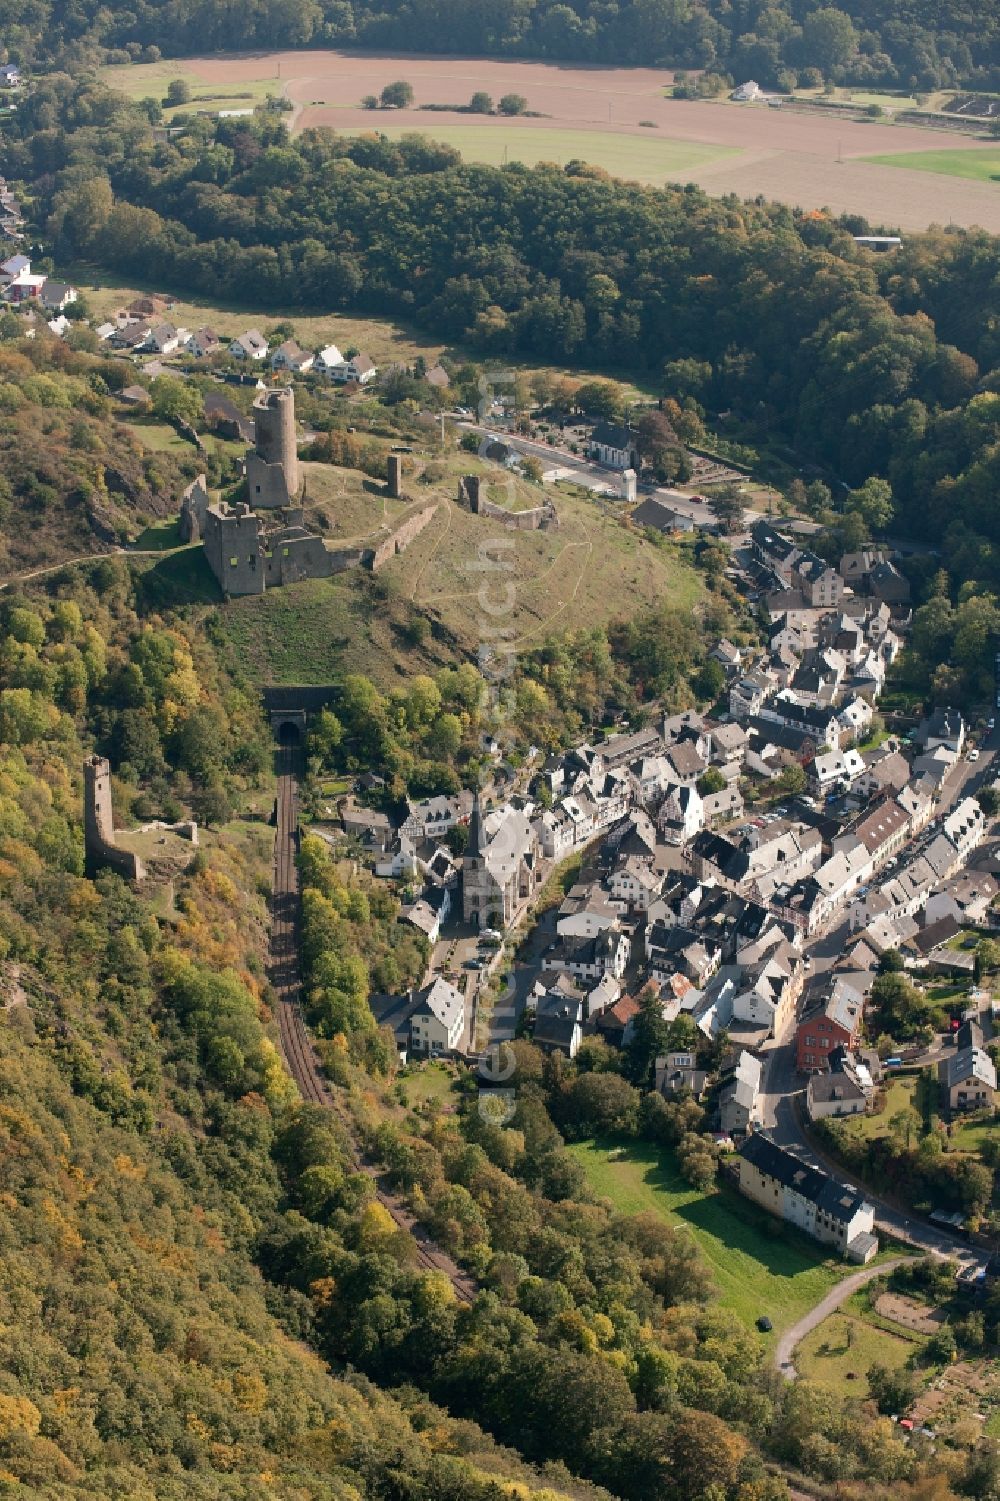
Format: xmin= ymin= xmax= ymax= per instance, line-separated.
xmin=738 ymin=1133 xmax=877 ymax=1262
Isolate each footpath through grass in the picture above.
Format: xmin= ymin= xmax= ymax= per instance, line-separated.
xmin=568 ymin=1139 xmax=850 ymax=1335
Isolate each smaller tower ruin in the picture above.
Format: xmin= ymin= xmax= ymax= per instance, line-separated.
xmin=83 ymin=755 xmax=144 ymax=882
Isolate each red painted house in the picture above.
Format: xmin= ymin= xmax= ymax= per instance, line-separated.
xmin=796 ymin=975 xmax=864 ymax=1072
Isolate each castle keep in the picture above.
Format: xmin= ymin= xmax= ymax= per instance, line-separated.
xmin=246 ymin=387 xmax=300 ymax=507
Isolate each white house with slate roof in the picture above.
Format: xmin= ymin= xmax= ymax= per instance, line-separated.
xmin=409 ymin=976 xmax=465 ymax=1055
xmin=588 ymin=421 xmax=638 ymax=470
xmin=738 ymin=1133 xmax=877 ymax=1261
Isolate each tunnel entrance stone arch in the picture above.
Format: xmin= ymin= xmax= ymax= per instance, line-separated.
xmin=273 ymin=712 xmax=306 ymax=744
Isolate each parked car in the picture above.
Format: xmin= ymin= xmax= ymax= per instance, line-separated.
xmin=968 ymin=748 xmax=980 ymax=762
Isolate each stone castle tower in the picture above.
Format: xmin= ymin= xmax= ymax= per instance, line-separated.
xmin=246 ymin=387 xmax=301 ymax=508
xmin=83 ymin=755 xmax=144 ymax=882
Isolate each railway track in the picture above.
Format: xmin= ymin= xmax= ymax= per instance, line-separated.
xmin=270 ymin=741 xmax=476 ymax=1302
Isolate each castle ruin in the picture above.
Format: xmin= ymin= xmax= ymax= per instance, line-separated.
xmin=83 ymin=755 xmax=145 ymax=882
xmin=178 ymin=385 xmax=439 ymax=598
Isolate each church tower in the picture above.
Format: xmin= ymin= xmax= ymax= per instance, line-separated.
xmin=462 ymin=788 xmax=489 ymax=926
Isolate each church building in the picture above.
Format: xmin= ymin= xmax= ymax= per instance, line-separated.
xmin=462 ymin=792 xmax=540 ymax=928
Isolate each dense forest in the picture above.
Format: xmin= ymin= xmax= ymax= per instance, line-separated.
xmin=3 ymin=0 xmax=1000 ymax=92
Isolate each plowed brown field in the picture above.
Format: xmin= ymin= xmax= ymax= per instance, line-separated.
xmin=112 ymin=50 xmax=1000 ymax=230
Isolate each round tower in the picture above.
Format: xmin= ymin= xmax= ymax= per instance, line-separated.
xmin=251 ymin=387 xmax=300 ymax=503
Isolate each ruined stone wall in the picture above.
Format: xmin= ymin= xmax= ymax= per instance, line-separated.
xmin=264 ymin=532 xmax=333 ymax=587
xmin=458 ymin=475 xmax=482 ymax=511
xmin=83 ymin=755 xmax=144 ymax=882
xmin=457 ymin=475 xmax=557 ymax=531
xmin=178 ymin=474 xmax=209 ymax=542
xmin=478 ymin=497 xmax=558 ymax=530
xmin=246 ymin=453 xmax=295 ymax=509
xmin=387 ymin=454 xmax=403 ymax=499
xmin=368 ymin=505 xmax=437 ymax=570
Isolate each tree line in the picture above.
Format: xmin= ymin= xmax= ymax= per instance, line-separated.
xmin=6 ymin=0 xmax=1000 ymax=94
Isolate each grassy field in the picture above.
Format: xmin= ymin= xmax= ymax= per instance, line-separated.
xmin=848 ymin=92 xmax=920 ymax=110
xmin=342 ymin=123 xmax=736 ymax=184
xmin=297 ymin=462 xmax=416 ymax=544
xmin=101 ymin=58 xmax=283 ymax=119
xmin=123 ymin=416 xmax=197 ymax=456
xmin=392 ymin=462 xmax=704 ymax=652
xmin=568 ymin=1139 xmax=850 ymax=1334
xmin=397 ymin=1061 xmax=457 ymax=1107
xmin=795 ymin=1309 xmax=920 ymax=1396
xmin=841 ymin=1075 xmax=916 ymax=1142
xmin=864 ymin=147 xmax=1000 ymax=181
xmin=131 ymin=517 xmax=185 ymax=552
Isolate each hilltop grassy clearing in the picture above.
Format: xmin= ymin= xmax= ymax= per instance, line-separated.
xmin=204 ymin=451 xmax=704 ymax=685
xmin=72 ymin=273 xmax=660 ymax=401
xmin=100 ymin=57 xmax=283 ymax=119
xmin=567 ymin=1139 xmax=850 ymax=1335
xmin=74 ymin=276 xmax=446 ymax=370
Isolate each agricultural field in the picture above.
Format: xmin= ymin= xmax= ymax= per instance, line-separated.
xmin=340 ymin=123 xmax=735 ymax=184
xmin=568 ymin=1139 xmax=849 ymax=1334
xmin=98 ymin=51 xmax=1000 ymax=230
xmin=864 ymin=146 xmax=1000 ymax=182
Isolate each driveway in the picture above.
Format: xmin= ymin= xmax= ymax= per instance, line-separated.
xmin=774 ymin=1257 xmax=907 ymax=1379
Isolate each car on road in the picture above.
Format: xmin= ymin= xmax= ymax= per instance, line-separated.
xmin=465 ymin=958 xmax=483 ymax=969
xmin=968 ymin=748 xmax=980 ymax=762
xmin=989 ymin=718 xmax=996 ymax=731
